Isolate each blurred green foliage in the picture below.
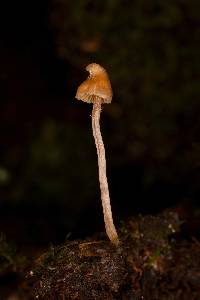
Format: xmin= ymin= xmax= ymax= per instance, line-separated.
xmin=28 ymin=120 xmax=97 ymax=207
xmin=1 ymin=119 xmax=98 ymax=229
xmin=50 ymin=0 xmax=200 ymax=189
xmin=0 ymin=233 xmax=25 ymax=274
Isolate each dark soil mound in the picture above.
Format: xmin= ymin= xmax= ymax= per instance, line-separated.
xmin=27 ymin=211 xmax=200 ymax=299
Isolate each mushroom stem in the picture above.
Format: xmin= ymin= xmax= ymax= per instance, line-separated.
xmin=92 ymin=98 xmax=119 ymax=245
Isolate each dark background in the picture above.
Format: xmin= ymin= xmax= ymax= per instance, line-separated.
xmin=0 ymin=0 xmax=200 ymax=247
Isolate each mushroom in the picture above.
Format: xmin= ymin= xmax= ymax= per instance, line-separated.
xmin=75 ymin=63 xmax=119 ymax=245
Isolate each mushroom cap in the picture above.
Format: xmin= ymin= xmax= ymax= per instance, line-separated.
xmin=75 ymin=63 xmax=113 ymax=104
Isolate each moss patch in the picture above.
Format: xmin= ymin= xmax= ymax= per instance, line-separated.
xmin=27 ymin=211 xmax=200 ymax=299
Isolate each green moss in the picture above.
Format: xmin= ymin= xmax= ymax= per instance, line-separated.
xmin=28 ymin=211 xmax=200 ymax=299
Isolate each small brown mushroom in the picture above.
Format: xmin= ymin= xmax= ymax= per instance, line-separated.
xmin=76 ymin=63 xmax=119 ymax=245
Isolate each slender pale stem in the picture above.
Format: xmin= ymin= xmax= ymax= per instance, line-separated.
xmin=92 ymin=98 xmax=119 ymax=245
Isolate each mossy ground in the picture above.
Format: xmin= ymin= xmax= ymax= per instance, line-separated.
xmin=25 ymin=211 xmax=200 ymax=300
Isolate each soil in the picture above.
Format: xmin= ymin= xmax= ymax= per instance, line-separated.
xmin=24 ymin=211 xmax=200 ymax=300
